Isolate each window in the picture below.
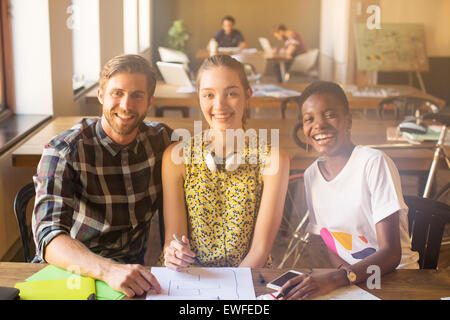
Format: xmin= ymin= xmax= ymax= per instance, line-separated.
xmin=138 ymin=0 xmax=150 ymax=52
xmin=71 ymin=0 xmax=100 ymax=95
xmin=123 ymin=0 xmax=150 ymax=54
xmin=123 ymin=0 xmax=139 ymax=54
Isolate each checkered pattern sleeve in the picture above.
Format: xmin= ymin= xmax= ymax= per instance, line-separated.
xmin=32 ymin=143 xmax=75 ymax=261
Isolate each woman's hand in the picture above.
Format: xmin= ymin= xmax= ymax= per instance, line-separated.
xmin=163 ymin=235 xmax=197 ymax=271
xmin=277 ymin=270 xmax=345 ymax=300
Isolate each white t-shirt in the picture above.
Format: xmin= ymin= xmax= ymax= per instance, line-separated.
xmin=305 ymin=145 xmax=419 ymax=269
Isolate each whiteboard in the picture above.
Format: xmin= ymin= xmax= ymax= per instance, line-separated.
xmin=355 ymin=23 xmax=429 ymax=72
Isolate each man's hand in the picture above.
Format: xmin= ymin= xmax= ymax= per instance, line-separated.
xmin=102 ymin=263 xmax=162 ymax=297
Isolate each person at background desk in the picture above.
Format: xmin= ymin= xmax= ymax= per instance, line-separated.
xmin=273 ymin=24 xmax=308 ymax=83
xmin=208 ymin=15 xmax=247 ymax=51
xmin=32 ymin=54 xmax=173 ymax=297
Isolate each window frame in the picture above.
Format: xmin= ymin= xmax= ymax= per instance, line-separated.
xmin=0 ymin=0 xmax=13 ymax=118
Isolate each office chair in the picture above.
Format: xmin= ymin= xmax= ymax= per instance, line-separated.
xmin=284 ymin=48 xmax=319 ymax=82
xmin=280 ymin=96 xmax=301 ymax=120
xmin=158 ymin=47 xmax=190 ymax=68
xmin=290 ymin=118 xmax=308 ymax=150
xmin=276 ymin=173 xmax=310 ymax=268
xmin=13 ymin=182 xmax=36 ymax=262
xmin=231 ymin=52 xmax=267 ymax=83
xmin=376 ymin=96 xmax=440 ymax=120
xmin=404 ymin=195 xmax=450 ymax=269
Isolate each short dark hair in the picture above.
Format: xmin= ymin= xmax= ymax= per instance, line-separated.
xmin=275 ymin=24 xmax=287 ymax=32
xmin=99 ymin=54 xmax=157 ymax=97
xmin=222 ymin=16 xmax=235 ymax=24
xmin=299 ymin=81 xmax=349 ymax=114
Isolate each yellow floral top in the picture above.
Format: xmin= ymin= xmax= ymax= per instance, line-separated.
xmin=158 ymin=134 xmax=272 ymax=267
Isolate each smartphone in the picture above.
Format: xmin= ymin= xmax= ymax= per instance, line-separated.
xmin=266 ymin=270 xmax=303 ymax=291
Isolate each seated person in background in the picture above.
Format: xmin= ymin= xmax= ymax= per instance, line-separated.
xmin=208 ymin=15 xmax=247 ymax=50
xmin=273 ymin=24 xmax=307 ymax=58
xmin=273 ymin=24 xmax=308 ymax=82
xmin=161 ymin=55 xmax=289 ymax=270
xmin=32 ymin=54 xmax=174 ymax=297
xmin=277 ymin=81 xmax=419 ymax=300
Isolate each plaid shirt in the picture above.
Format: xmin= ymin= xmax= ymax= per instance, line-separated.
xmin=32 ymin=118 xmax=172 ymax=264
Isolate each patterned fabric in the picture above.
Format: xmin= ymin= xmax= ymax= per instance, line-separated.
xmin=32 ymin=118 xmax=172 ymax=264
xmin=160 ymin=134 xmax=272 ymax=267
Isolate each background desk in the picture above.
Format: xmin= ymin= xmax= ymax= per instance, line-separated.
xmin=0 ymin=262 xmax=448 ymax=300
xmin=84 ymin=82 xmax=446 ymax=112
xmin=12 ymin=117 xmax=441 ymax=176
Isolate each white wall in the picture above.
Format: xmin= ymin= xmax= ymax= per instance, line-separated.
xmin=48 ymin=0 xmax=79 ymax=116
xmin=99 ymin=0 xmax=124 ymax=67
xmin=10 ymin=0 xmax=53 ymax=115
xmin=380 ymin=0 xmax=450 ymax=57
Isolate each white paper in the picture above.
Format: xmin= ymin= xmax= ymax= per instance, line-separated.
xmin=313 ymin=285 xmax=381 ymax=300
xmin=147 ymin=267 xmax=256 ymax=300
xmin=251 ymin=84 xmax=301 ymax=98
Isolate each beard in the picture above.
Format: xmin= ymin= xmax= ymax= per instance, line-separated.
xmin=103 ymin=107 xmax=146 ymax=136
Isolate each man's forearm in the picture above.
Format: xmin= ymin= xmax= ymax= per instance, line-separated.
xmin=44 ymin=234 xmax=114 ymax=282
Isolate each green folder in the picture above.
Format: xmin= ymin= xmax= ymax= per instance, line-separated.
xmin=15 ymin=277 xmax=96 ymax=300
xmin=25 ymin=265 xmax=124 ymax=300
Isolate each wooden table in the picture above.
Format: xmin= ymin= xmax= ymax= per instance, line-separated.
xmin=84 ymin=82 xmax=446 ymax=112
xmin=11 ymin=117 xmax=442 ymax=177
xmin=0 ymin=262 xmax=448 ymax=300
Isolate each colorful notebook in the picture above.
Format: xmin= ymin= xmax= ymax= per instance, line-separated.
xmin=24 ymin=265 xmax=124 ymax=300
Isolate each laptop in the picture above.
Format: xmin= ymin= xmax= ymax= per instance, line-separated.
xmin=258 ymin=37 xmax=273 ymax=55
xmin=156 ymin=61 xmax=196 ymax=92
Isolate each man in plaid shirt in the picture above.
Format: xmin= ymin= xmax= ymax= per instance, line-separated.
xmin=32 ymin=54 xmax=173 ymax=297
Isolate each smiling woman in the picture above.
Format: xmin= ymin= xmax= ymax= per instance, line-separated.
xmin=159 ymin=55 xmax=290 ymax=271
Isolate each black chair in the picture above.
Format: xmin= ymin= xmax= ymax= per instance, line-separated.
xmin=376 ymin=96 xmax=440 ymax=120
xmin=154 ymin=106 xmax=190 ymax=118
xmin=13 ymin=182 xmax=36 ymax=263
xmin=280 ymin=96 xmax=301 ymax=119
xmin=154 ymin=196 xmax=165 ymax=250
xmin=405 ymin=196 xmax=450 ymax=269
